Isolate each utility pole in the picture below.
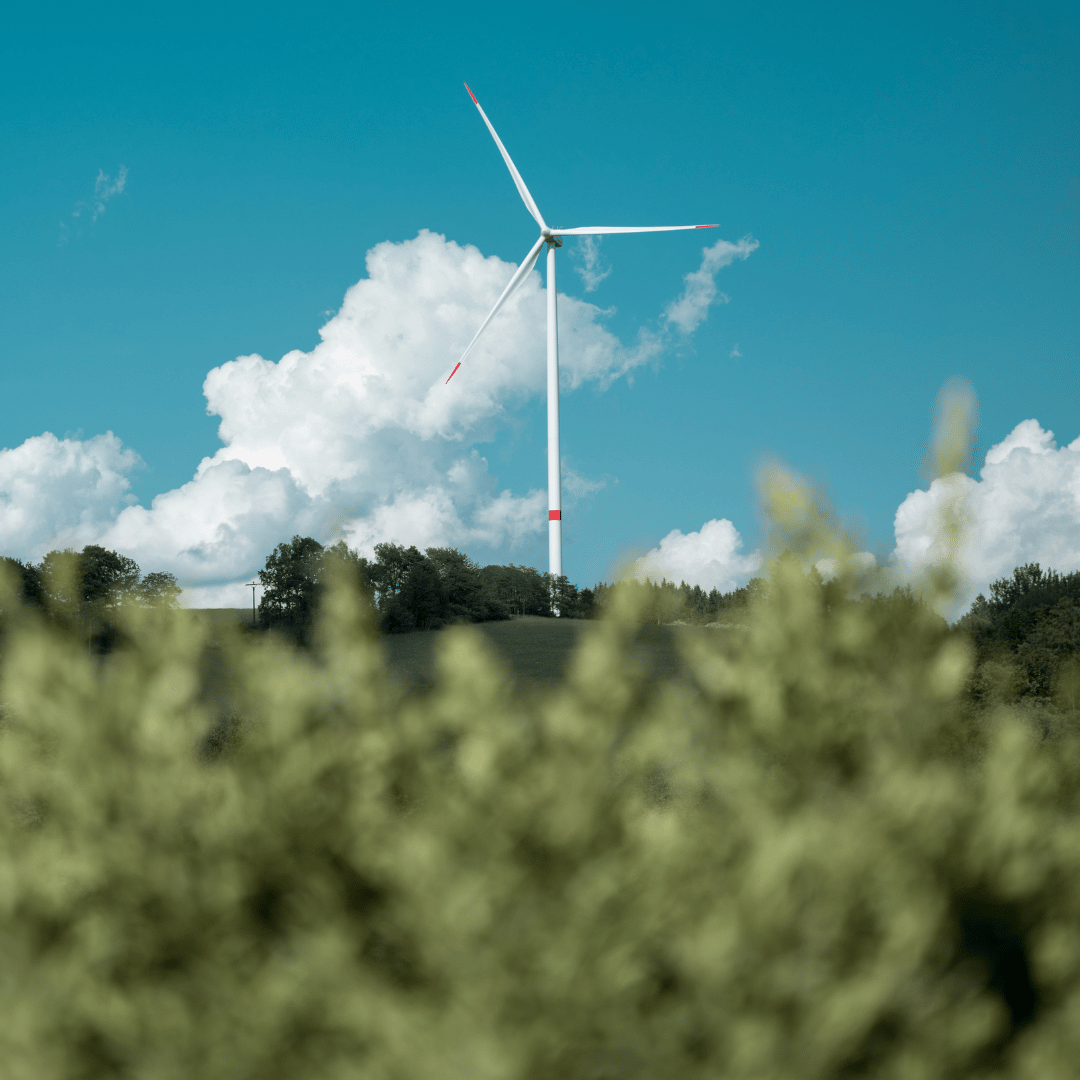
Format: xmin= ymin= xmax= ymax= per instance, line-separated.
xmin=245 ymin=582 xmax=259 ymax=629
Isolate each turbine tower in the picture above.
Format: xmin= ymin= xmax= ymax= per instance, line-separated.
xmin=447 ymin=83 xmax=717 ymax=588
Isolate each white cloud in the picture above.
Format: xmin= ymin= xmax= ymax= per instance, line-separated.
xmin=2 ymin=229 xmax=752 ymax=601
xmin=562 ymin=463 xmax=607 ymax=502
xmin=61 ymin=166 xmax=129 ymax=245
xmin=664 ymin=235 xmax=759 ymax=334
xmin=730 ymin=343 xmax=741 ymax=358
xmin=73 ymin=166 xmax=128 ymax=224
xmin=101 ymin=458 xmax=320 ymax=589
xmin=571 ymin=236 xmax=612 ymax=292
xmin=632 ymin=518 xmax=762 ymax=593
xmin=892 ymin=420 xmax=1080 ymax=610
xmin=0 ymin=432 xmax=142 ymax=554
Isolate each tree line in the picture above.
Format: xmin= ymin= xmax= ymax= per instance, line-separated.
xmin=254 ymin=538 xmax=803 ymax=644
xmin=588 ymin=575 xmax=767 ymax=626
xmin=5 ymin=539 xmax=1079 ymax=706
xmin=256 ymin=536 xmax=598 ymax=642
xmin=589 ymin=560 xmax=1080 ymax=719
xmin=1 ymin=546 xmax=180 ymax=650
xmin=957 ymin=563 xmax=1080 ymax=715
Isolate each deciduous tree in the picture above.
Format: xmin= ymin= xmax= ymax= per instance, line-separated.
xmin=257 ymin=536 xmax=327 ymax=643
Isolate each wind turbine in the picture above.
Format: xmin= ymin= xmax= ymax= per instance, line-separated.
xmin=447 ymin=82 xmax=717 ymax=590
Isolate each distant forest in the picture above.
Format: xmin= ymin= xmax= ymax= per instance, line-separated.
xmin=254 ymin=536 xmax=780 ymax=642
xmin=3 ymin=542 xmax=1079 ymax=714
xmin=255 ymin=537 xmax=594 ymax=642
xmin=0 ymin=539 xmax=601 ymax=647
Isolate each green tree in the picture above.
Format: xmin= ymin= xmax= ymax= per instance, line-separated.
xmin=368 ymin=543 xmax=427 ymax=609
xmin=959 ymin=564 xmax=1080 ymax=708
xmin=577 ymin=586 xmax=597 ymax=618
xmin=0 ymin=557 xmax=44 ymax=609
xmin=323 ymin=541 xmax=375 ymax=604
xmin=257 ymin=536 xmax=327 ymax=643
xmin=0 ymin=558 xmax=44 ymax=653
xmin=477 ymin=564 xmax=522 ymax=616
xmin=136 ymin=571 xmax=182 ymax=608
xmin=80 ymin=545 xmax=141 ymax=606
xmin=551 ymin=573 xmax=583 ymax=617
xmin=1008 ymin=596 xmax=1080 ymax=700
xmin=516 ymin=564 xmax=552 ymax=616
xmin=36 ymin=546 xmax=144 ymax=649
xmin=425 ymin=547 xmax=483 ymax=620
xmin=38 ymin=548 xmax=84 ymax=616
xmin=382 ymin=559 xmax=450 ymax=633
xmin=986 ymin=563 xmax=1080 ymax=614
xmin=38 ymin=546 xmax=141 ymax=611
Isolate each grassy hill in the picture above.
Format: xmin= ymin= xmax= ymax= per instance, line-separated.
xmin=182 ymin=607 xmax=256 ymax=633
xmin=185 ymin=610 xmax=738 ymax=697
xmin=381 ymin=615 xmax=737 ymax=696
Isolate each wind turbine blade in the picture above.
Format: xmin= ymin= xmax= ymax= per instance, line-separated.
xmin=551 ymin=224 xmax=720 ymax=235
xmin=464 ymin=83 xmax=547 ymax=231
xmin=446 ymin=235 xmax=546 ymax=383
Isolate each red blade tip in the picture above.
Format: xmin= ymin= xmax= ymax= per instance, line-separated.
xmin=446 ymin=361 xmax=462 ymax=384
xmin=463 ymin=82 xmax=478 ymax=105
xmin=695 ymin=224 xmax=721 ymax=229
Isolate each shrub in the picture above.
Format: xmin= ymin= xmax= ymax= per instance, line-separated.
xmin=3 ymin=495 xmax=1080 ymax=1078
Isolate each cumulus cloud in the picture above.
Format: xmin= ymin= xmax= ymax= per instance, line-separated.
xmin=571 ymin=236 xmax=612 ymax=292
xmin=0 ymin=432 xmax=142 ymax=554
xmin=3 ymin=229 xmax=752 ymax=601
xmin=664 ymin=235 xmax=759 ymax=334
xmin=101 ymin=459 xmax=320 ymax=589
xmin=893 ymin=419 xmax=1080 ymax=610
xmin=632 ymin=518 xmax=762 ymax=593
xmin=628 ymin=415 xmax=1080 ymax=613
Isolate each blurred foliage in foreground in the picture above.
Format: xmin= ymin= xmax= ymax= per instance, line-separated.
xmin=3 ymin=493 xmax=1080 ymax=1079
xmin=1 ymin=546 xmax=180 ymax=653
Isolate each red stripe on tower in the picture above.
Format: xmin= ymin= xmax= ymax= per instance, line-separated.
xmin=549 ymin=510 xmax=561 ymax=521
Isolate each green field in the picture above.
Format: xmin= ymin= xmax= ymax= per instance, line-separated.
xmin=382 ymin=614 xmax=724 ymax=694
xmin=188 ymin=609 xmax=734 ymax=696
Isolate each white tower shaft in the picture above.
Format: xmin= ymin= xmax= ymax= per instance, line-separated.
xmin=546 ymin=242 xmax=562 ymax=581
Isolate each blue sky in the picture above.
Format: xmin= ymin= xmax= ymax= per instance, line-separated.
xmin=1 ymin=0 xmax=1078 ymax=606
